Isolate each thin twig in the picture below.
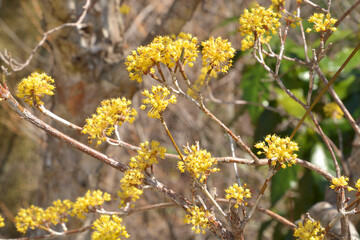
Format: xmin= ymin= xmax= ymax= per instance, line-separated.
xmin=1 ymin=0 xmax=91 ymax=72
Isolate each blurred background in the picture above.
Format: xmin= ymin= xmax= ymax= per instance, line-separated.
xmin=0 ymin=0 xmax=359 ymax=239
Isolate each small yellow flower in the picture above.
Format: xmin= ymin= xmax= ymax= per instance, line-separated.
xmin=141 ymin=85 xmax=177 ymax=119
xmin=255 ymin=134 xmax=299 ymax=168
xmin=118 ymin=169 xmax=144 ymax=208
xmin=92 ymin=215 xmax=130 ymax=240
xmin=293 ymin=219 xmax=324 ymax=240
xmin=125 ymin=33 xmax=198 ymax=82
xmin=82 ymin=98 xmax=137 ymax=145
xmin=355 ymin=178 xmax=360 ymax=191
xmin=15 ymin=206 xmax=46 ymax=233
xmin=129 ymin=140 xmax=166 ymax=170
xmin=184 ymin=206 xmax=210 ymax=234
xmin=238 ymin=5 xmax=281 ymax=51
xmin=168 ymin=32 xmax=199 ymax=68
xmin=0 ymin=215 xmax=4 ymax=228
xmin=117 ymin=186 xmax=143 ymax=208
xmin=178 ymin=144 xmax=220 ymax=183
xmin=306 ymin=13 xmax=337 ymax=33
xmin=119 ymin=4 xmax=131 ymax=15
xmin=201 ymin=37 xmax=235 ymax=73
xmin=43 ymin=199 xmax=73 ymax=226
xmin=323 ymin=102 xmax=343 ymax=119
xmin=14 ymin=199 xmax=73 ymax=233
xmin=271 ymin=0 xmax=285 ymax=11
xmin=120 ymin=168 xmax=145 ymax=188
xmin=330 ymin=176 xmax=354 ymax=192
xmin=71 ymin=190 xmax=111 ymax=219
xmin=17 ymin=72 xmax=55 ymax=106
xmin=225 ymin=183 xmax=251 ymax=208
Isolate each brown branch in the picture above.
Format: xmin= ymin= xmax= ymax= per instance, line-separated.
xmin=0 ymin=0 xmax=91 ymax=72
xmin=0 ymin=86 xmax=234 ymax=239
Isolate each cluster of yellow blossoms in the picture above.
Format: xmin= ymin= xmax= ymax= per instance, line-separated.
xmin=238 ymin=5 xmax=281 ymax=51
xmin=306 ymin=13 xmax=337 ymax=33
xmin=356 ymin=178 xmax=360 ymax=191
xmin=178 ymin=144 xmax=219 ymax=183
xmin=125 ymin=32 xmax=235 ymax=83
xmin=125 ymin=33 xmax=198 ymax=83
xmin=140 ymin=85 xmax=177 ymax=119
xmin=15 ymin=200 xmax=72 ymax=234
xmin=323 ymin=102 xmax=344 ymax=119
xmin=14 ymin=190 xmax=111 ymax=234
xmin=70 ymin=190 xmax=111 ymax=219
xmin=271 ymin=0 xmax=285 ymax=11
xmin=119 ymin=4 xmax=131 ymax=15
xmin=92 ymin=215 xmax=129 ymax=240
xmin=255 ymin=134 xmax=299 ymax=168
xmin=184 ymin=206 xmax=211 ymax=234
xmin=129 ymin=140 xmax=166 ymax=170
xmin=225 ymin=183 xmax=252 ymax=209
xmin=201 ymin=37 xmax=235 ymax=73
xmin=82 ymin=98 xmax=137 ymax=145
xmin=293 ymin=219 xmax=324 ymax=240
xmin=118 ymin=140 xmax=166 ymax=207
xmin=0 ymin=215 xmax=4 ymax=228
xmin=329 ymin=176 xmax=355 ymax=192
xmin=17 ymin=72 xmax=55 ymax=106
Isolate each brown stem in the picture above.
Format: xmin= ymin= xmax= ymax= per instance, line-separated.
xmin=290 ymin=43 xmax=360 ymax=139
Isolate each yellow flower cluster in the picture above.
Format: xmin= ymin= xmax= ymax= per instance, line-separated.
xmin=15 ymin=206 xmax=45 ymax=234
xmin=119 ymin=141 xmax=166 ymax=208
xmin=255 ymin=134 xmax=299 ymax=168
xmin=271 ymin=0 xmax=285 ymax=11
xmin=120 ymin=168 xmax=145 ymax=188
xmin=306 ymin=13 xmax=337 ymax=33
xmin=323 ymin=102 xmax=343 ymax=119
xmin=15 ymin=199 xmax=72 ymax=234
xmin=178 ymin=145 xmax=219 ymax=183
xmin=92 ymin=215 xmax=129 ymax=240
xmin=71 ymin=190 xmax=111 ymax=219
xmin=184 ymin=206 xmax=210 ymax=234
xmin=129 ymin=140 xmax=166 ymax=170
xmin=238 ymin=5 xmax=281 ymax=51
xmin=225 ymin=183 xmax=251 ymax=209
xmin=82 ymin=98 xmax=137 ymax=145
xmin=118 ymin=168 xmax=145 ymax=208
xmin=119 ymin=4 xmax=131 ymax=15
xmin=14 ymin=190 xmax=110 ymax=234
xmin=201 ymin=37 xmax=235 ymax=73
xmin=141 ymin=85 xmax=177 ymax=119
xmin=17 ymin=72 xmax=55 ymax=106
xmin=125 ymin=33 xmax=198 ymax=82
xmin=0 ymin=215 xmax=4 ymax=228
xmin=330 ymin=176 xmax=354 ymax=192
xmin=117 ymin=185 xmax=143 ymax=208
xmin=167 ymin=32 xmax=199 ymax=68
xmin=355 ymin=178 xmax=360 ymax=191
xmin=43 ymin=199 xmax=73 ymax=225
xmin=293 ymin=219 xmax=324 ymax=240
xmin=0 ymin=215 xmax=5 ymax=228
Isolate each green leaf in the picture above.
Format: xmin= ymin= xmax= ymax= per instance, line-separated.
xmin=274 ymin=88 xmax=306 ymax=118
xmin=310 ymin=143 xmax=336 ymax=177
xmin=240 ymin=64 xmax=268 ymax=123
xmin=270 ymin=166 xmax=298 ymax=206
xmin=319 ymin=47 xmax=360 ymax=74
xmin=333 ymin=75 xmax=355 ymax=99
